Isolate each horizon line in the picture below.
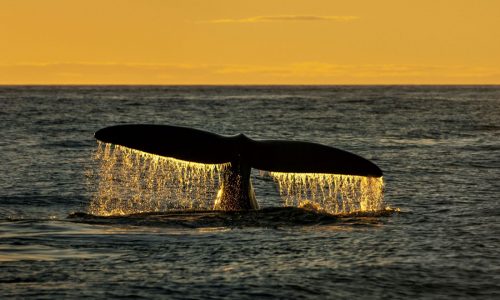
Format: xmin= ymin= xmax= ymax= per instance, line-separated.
xmin=1 ymin=84 xmax=499 ymax=87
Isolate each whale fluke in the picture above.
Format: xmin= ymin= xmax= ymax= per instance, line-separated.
xmin=94 ymin=124 xmax=234 ymax=164
xmin=94 ymin=124 xmax=383 ymax=210
xmin=94 ymin=124 xmax=382 ymax=177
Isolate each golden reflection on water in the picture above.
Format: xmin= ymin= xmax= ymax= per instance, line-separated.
xmin=89 ymin=143 xmax=384 ymax=216
xmin=0 ymin=245 xmax=118 ymax=262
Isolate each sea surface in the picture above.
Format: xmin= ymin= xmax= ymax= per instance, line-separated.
xmin=0 ymin=86 xmax=499 ymax=299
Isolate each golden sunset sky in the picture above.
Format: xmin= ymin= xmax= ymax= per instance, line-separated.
xmin=1 ymin=0 xmax=499 ymax=84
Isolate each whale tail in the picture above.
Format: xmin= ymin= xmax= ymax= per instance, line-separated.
xmin=94 ymin=124 xmax=383 ymax=210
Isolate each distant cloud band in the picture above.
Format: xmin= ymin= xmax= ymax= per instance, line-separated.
xmin=1 ymin=62 xmax=498 ymax=84
xmin=206 ymin=15 xmax=359 ymax=24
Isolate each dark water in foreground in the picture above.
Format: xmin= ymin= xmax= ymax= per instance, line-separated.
xmin=0 ymin=86 xmax=499 ymax=299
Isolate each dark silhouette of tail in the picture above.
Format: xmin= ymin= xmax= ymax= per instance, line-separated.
xmin=95 ymin=124 xmax=382 ymax=177
xmin=94 ymin=124 xmax=383 ymax=210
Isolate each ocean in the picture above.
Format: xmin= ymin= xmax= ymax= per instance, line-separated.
xmin=0 ymin=86 xmax=499 ymax=298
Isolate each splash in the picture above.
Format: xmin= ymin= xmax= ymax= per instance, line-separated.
xmin=269 ymin=172 xmax=384 ymax=215
xmin=88 ymin=142 xmax=229 ymax=216
xmin=88 ymin=142 xmax=384 ymax=216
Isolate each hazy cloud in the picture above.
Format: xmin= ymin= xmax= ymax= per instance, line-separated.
xmin=206 ymin=15 xmax=359 ymax=24
xmin=1 ymin=62 xmax=498 ymax=84
xmin=215 ymin=63 xmax=500 ymax=79
xmin=0 ymin=62 xmax=215 ymax=84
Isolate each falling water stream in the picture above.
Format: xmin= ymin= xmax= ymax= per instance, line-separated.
xmin=88 ymin=142 xmax=229 ymax=215
xmin=88 ymin=142 xmax=385 ymax=216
